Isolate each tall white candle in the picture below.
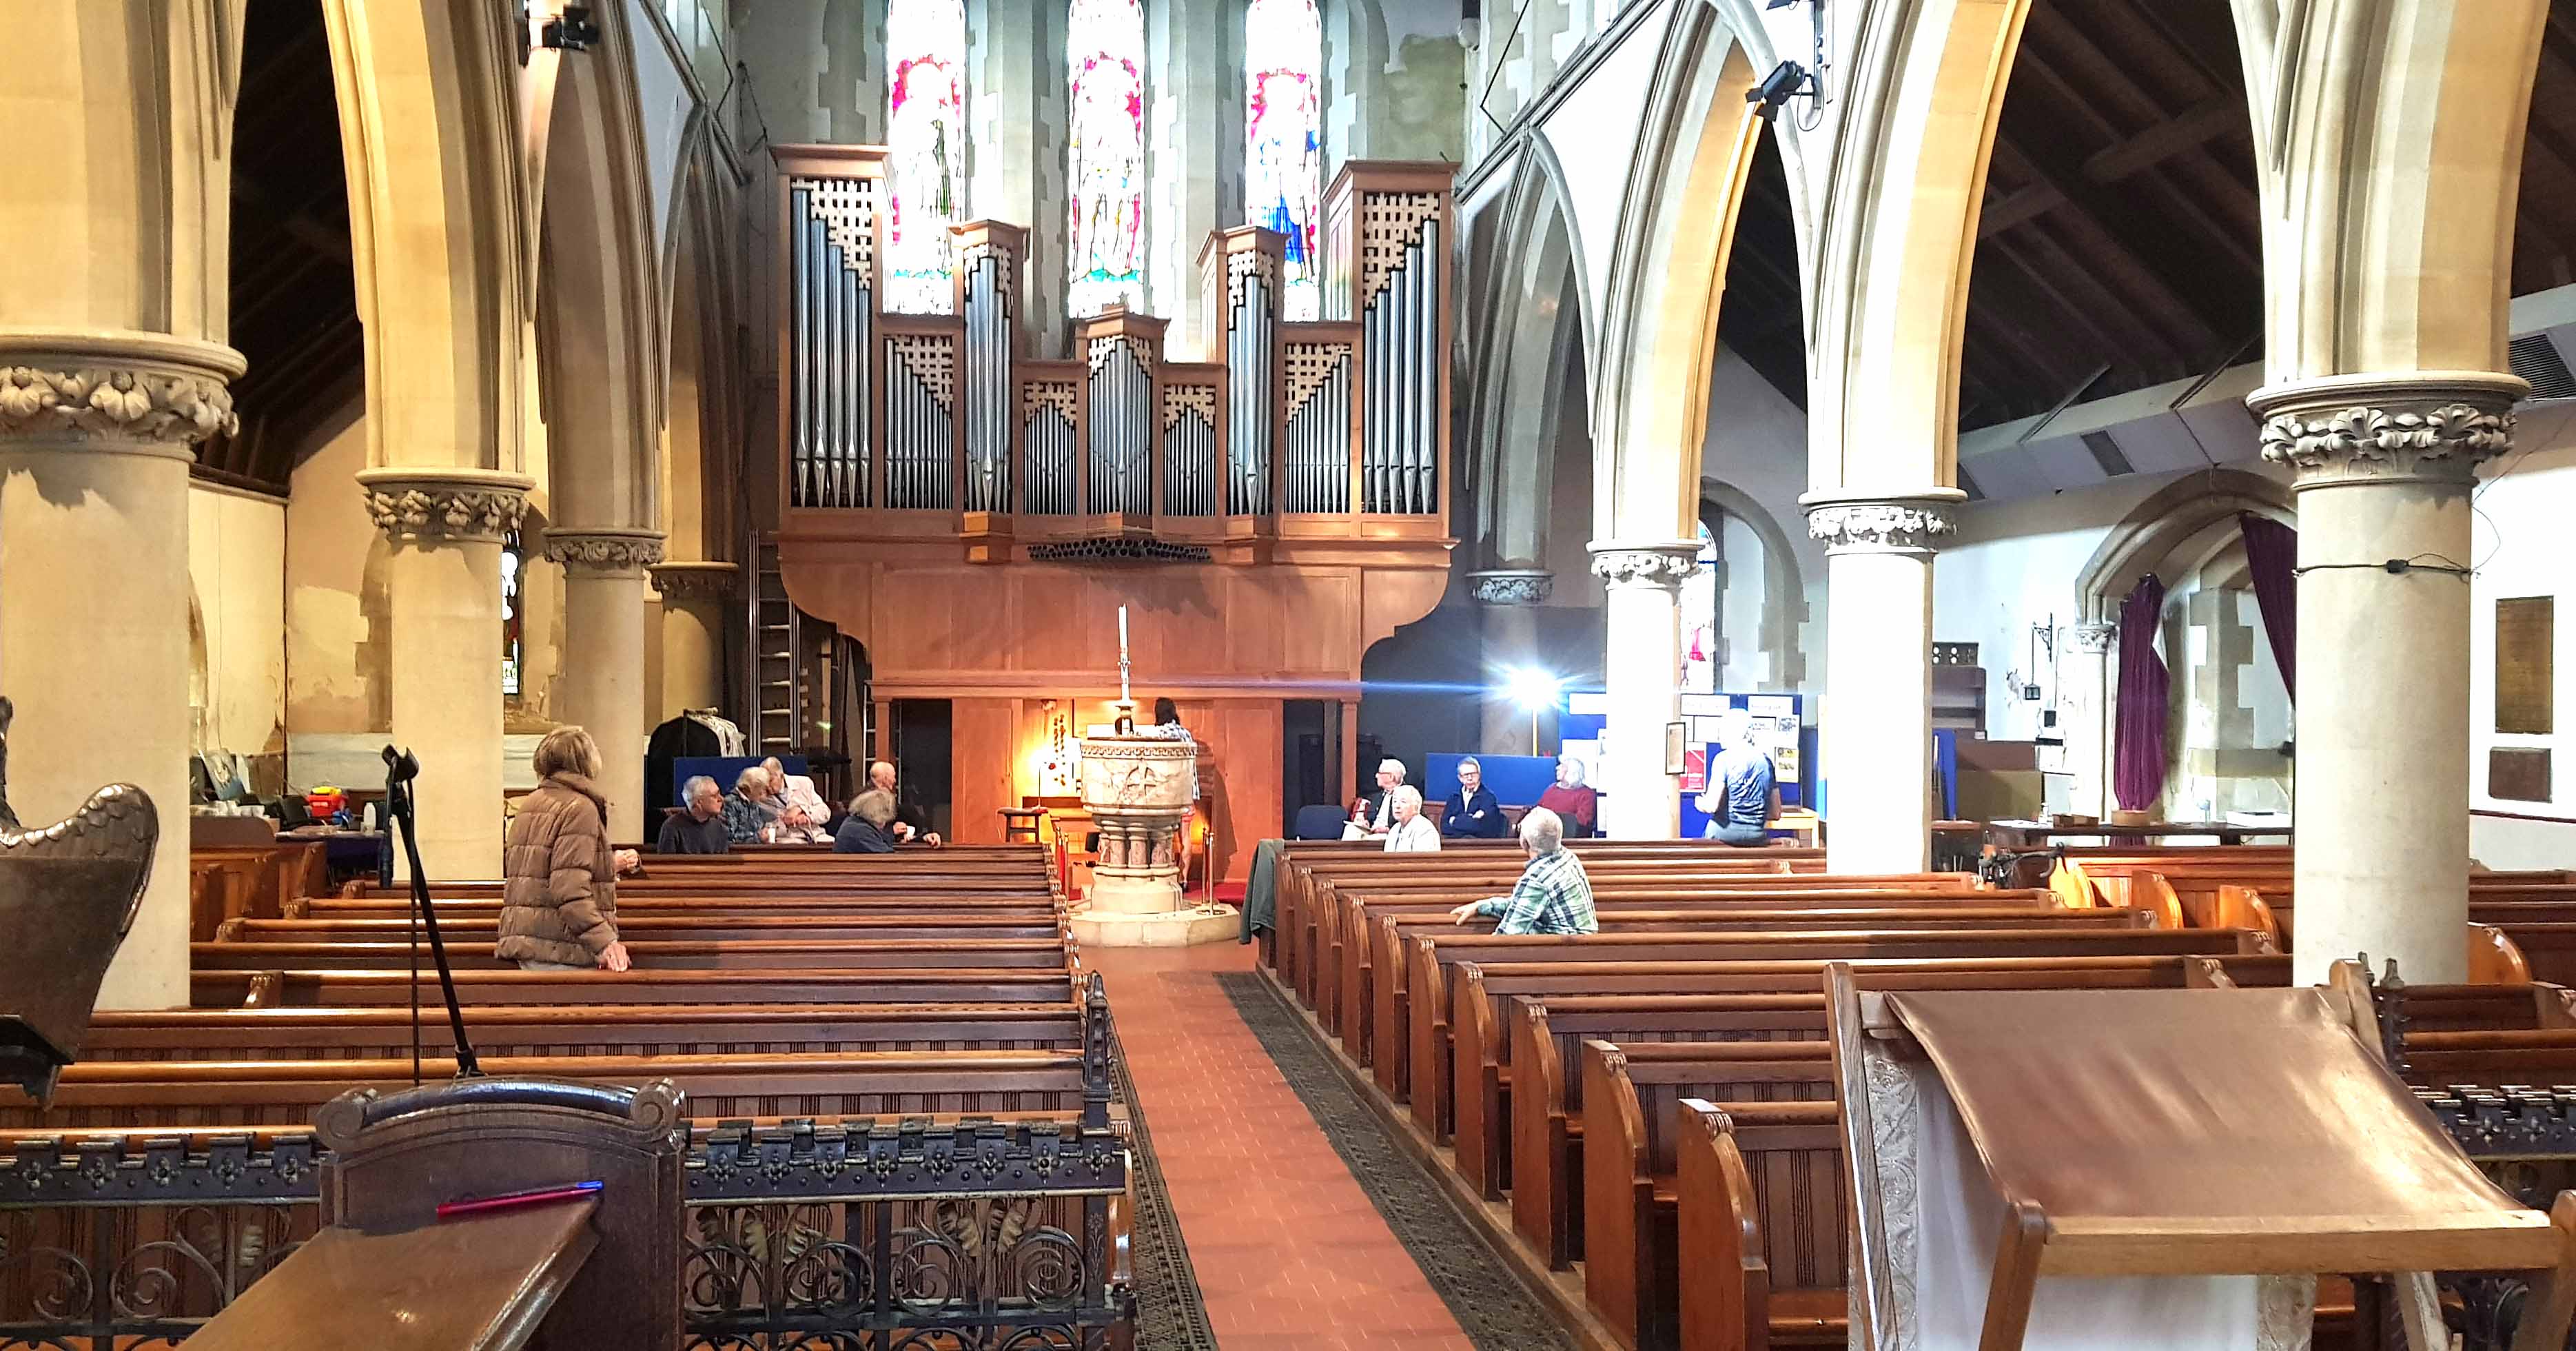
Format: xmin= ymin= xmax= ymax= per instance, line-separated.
xmin=1118 ymin=605 xmax=1128 ymax=653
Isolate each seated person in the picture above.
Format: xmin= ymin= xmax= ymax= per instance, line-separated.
xmin=1382 ymin=785 xmax=1441 ymax=853
xmin=655 ymin=774 xmax=729 ymax=854
xmin=834 ymin=789 xmax=901 ymax=854
xmin=866 ymin=760 xmax=943 ymax=846
xmin=1439 ymin=756 xmax=1509 ymax=838
xmin=1342 ymin=759 xmax=1407 ymax=838
xmin=1695 ymin=709 xmax=1779 ymax=847
xmin=1445 ymin=807 xmax=1595 ymax=934
xmin=1535 ymin=754 xmax=1598 ymax=837
xmin=763 ymin=756 xmax=832 ymax=843
xmin=720 ymin=765 xmax=782 ymax=843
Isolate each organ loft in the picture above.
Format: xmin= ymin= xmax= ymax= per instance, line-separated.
xmin=10 ymin=0 xmax=2576 ymax=1347
xmin=766 ymin=145 xmax=1458 ymax=882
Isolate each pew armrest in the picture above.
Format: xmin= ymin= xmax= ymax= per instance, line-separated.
xmin=1677 ymin=1099 xmax=1769 ymax=1351
xmin=2472 ymin=924 xmax=2531 ymax=986
xmin=184 ymin=1198 xmax=599 ymax=1351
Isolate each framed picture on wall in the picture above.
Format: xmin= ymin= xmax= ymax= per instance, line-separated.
xmin=1664 ymin=721 xmax=1688 ymax=775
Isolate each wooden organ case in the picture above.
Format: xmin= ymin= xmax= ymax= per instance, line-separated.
xmin=766 ymin=146 xmax=1458 ymax=877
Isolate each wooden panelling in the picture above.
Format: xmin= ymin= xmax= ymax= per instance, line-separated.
xmin=2497 ymin=596 xmax=2555 ymax=735
xmin=952 ymin=699 xmax=1024 ymax=851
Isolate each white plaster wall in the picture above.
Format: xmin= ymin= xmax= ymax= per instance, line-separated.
xmin=1533 ymin=10 xmax=1659 ymax=329
xmin=2468 ymin=402 xmax=2576 ymax=866
xmin=187 ymin=481 xmax=287 ymax=765
xmin=1933 ymin=474 xmax=2175 ymax=742
xmin=628 ymin=0 xmax=700 ymax=258
xmin=1699 ymin=345 xmax=1825 ymax=696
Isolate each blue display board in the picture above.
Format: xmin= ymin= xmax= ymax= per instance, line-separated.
xmin=1556 ymin=691 xmax=1812 ymax=839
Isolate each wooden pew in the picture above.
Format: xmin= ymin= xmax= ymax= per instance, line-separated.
xmin=1587 ymin=1040 xmax=1837 ymax=1351
xmin=1 ymin=1047 xmax=1092 ymax=1131
xmin=290 ymin=892 xmax=1068 ymax=919
xmin=1349 ymin=892 xmax=2092 ymax=1062
xmin=190 ymin=842 xmax=329 ymax=939
xmin=81 ymin=1001 xmax=1085 ymax=1061
xmin=1265 ymin=842 xmax=1834 ymax=987
xmin=192 ymin=966 xmax=1079 ymax=1007
xmin=1466 ymin=952 xmax=2278 ymax=1223
xmin=1389 ymin=927 xmax=2268 ymax=1123
xmin=188 ymin=936 xmax=1075 ymax=971
xmin=1272 ymin=849 xmax=1846 ymax=993
xmin=216 ymin=913 xmax=1068 ymax=943
xmin=1318 ymin=878 xmax=1996 ymax=1034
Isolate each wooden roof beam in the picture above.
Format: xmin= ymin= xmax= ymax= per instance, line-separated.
xmin=1983 ymin=96 xmax=2242 ymax=236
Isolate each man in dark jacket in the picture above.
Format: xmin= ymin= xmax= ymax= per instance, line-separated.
xmin=866 ymin=760 xmax=942 ymax=846
xmin=655 ymin=775 xmax=729 ymax=854
xmin=1440 ymin=756 xmax=1510 ymax=838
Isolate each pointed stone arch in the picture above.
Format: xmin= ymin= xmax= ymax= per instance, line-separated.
xmin=1464 ymin=138 xmax=1591 ymax=573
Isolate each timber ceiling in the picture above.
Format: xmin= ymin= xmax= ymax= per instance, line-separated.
xmin=1718 ymin=0 xmax=2576 ymax=430
xmin=198 ymin=0 xmax=356 ymax=498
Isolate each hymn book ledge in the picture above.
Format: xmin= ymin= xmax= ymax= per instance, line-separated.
xmin=1830 ymin=972 xmax=2576 ymax=1348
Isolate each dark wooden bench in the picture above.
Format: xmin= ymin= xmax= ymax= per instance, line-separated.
xmin=1390 ymin=926 xmax=2271 ymax=1124
xmin=188 ymin=936 xmax=1076 ymax=972
xmin=82 ymin=1001 xmax=1086 ymax=1061
xmin=1466 ymin=953 xmax=2284 ymax=1224
xmin=215 ymin=913 xmax=1069 ymax=943
xmin=192 ymin=966 xmax=1079 ymax=1007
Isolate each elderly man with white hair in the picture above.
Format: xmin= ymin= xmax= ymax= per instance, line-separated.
xmin=655 ymin=774 xmax=730 ymax=855
xmin=1382 ymin=785 xmax=1442 ymax=853
xmin=1343 ymin=758 xmax=1409 ymax=838
xmin=1447 ymin=807 xmax=1596 ymax=934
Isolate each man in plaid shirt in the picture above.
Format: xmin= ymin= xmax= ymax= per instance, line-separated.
xmin=1448 ymin=807 xmax=1597 ymax=935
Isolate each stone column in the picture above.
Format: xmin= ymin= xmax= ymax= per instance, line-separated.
xmin=1589 ymin=542 xmax=1697 ymax=839
xmin=546 ymin=529 xmax=666 ymax=842
xmin=2058 ymin=621 xmax=2115 ymax=818
xmin=0 ymin=341 xmax=241 ymax=1008
xmin=2251 ymin=374 xmax=2520 ymax=984
xmin=1806 ymin=498 xmax=1956 ymax=873
xmin=358 ymin=469 xmax=533 ymax=880
xmin=650 ymin=561 xmax=739 ymax=720
xmin=1471 ymin=569 xmax=1553 ymax=755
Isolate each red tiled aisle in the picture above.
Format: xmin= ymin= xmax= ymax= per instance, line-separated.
xmin=1084 ymin=940 xmax=1477 ymax=1351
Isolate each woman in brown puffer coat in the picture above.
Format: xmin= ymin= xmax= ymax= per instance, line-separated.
xmin=498 ymin=727 xmax=632 ymax=972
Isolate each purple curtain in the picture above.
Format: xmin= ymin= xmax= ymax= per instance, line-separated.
xmin=2112 ymin=574 xmax=2169 ymax=813
xmin=2237 ymin=513 xmax=2297 ymax=700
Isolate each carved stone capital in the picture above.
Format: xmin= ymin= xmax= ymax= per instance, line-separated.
xmin=1586 ymin=541 xmax=1700 ymax=591
xmin=648 ymin=560 xmax=742 ymax=602
xmin=0 ymin=329 xmax=246 ymax=456
xmin=2249 ymin=372 xmax=2524 ymax=487
xmin=1467 ymin=569 xmax=1554 ymax=606
xmin=544 ymin=529 xmax=668 ymax=576
xmin=354 ymin=467 xmax=535 ymax=545
xmin=2067 ymin=621 xmax=2116 ymax=656
xmin=1803 ymin=496 xmax=1961 ymax=554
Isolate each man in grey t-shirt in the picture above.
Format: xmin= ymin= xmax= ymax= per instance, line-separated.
xmin=1696 ymin=709 xmax=1779 ymax=846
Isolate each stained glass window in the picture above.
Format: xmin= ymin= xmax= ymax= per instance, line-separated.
xmin=886 ymin=0 xmax=968 ymax=314
xmin=501 ymin=530 xmax=524 ymax=699
xmin=1681 ymin=519 xmax=1719 ymax=693
xmin=1245 ymin=0 xmax=1322 ymax=320
xmin=1066 ymin=0 xmax=1147 ymax=316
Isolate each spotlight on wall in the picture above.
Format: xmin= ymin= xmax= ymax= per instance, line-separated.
xmin=1748 ymin=60 xmax=1812 ymax=121
xmin=1506 ymin=668 xmax=1561 ymax=712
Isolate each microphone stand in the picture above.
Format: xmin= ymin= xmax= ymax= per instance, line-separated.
xmin=382 ymin=746 xmax=482 ymax=1080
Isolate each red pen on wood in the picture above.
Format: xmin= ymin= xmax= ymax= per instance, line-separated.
xmin=436 ymin=1179 xmax=604 ymax=1220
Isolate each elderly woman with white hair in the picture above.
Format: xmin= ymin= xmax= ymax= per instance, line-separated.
xmin=1537 ymin=754 xmax=1599 ymax=837
xmin=721 ymin=764 xmax=783 ymax=844
xmin=1383 ymin=785 xmax=1442 ymax=853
